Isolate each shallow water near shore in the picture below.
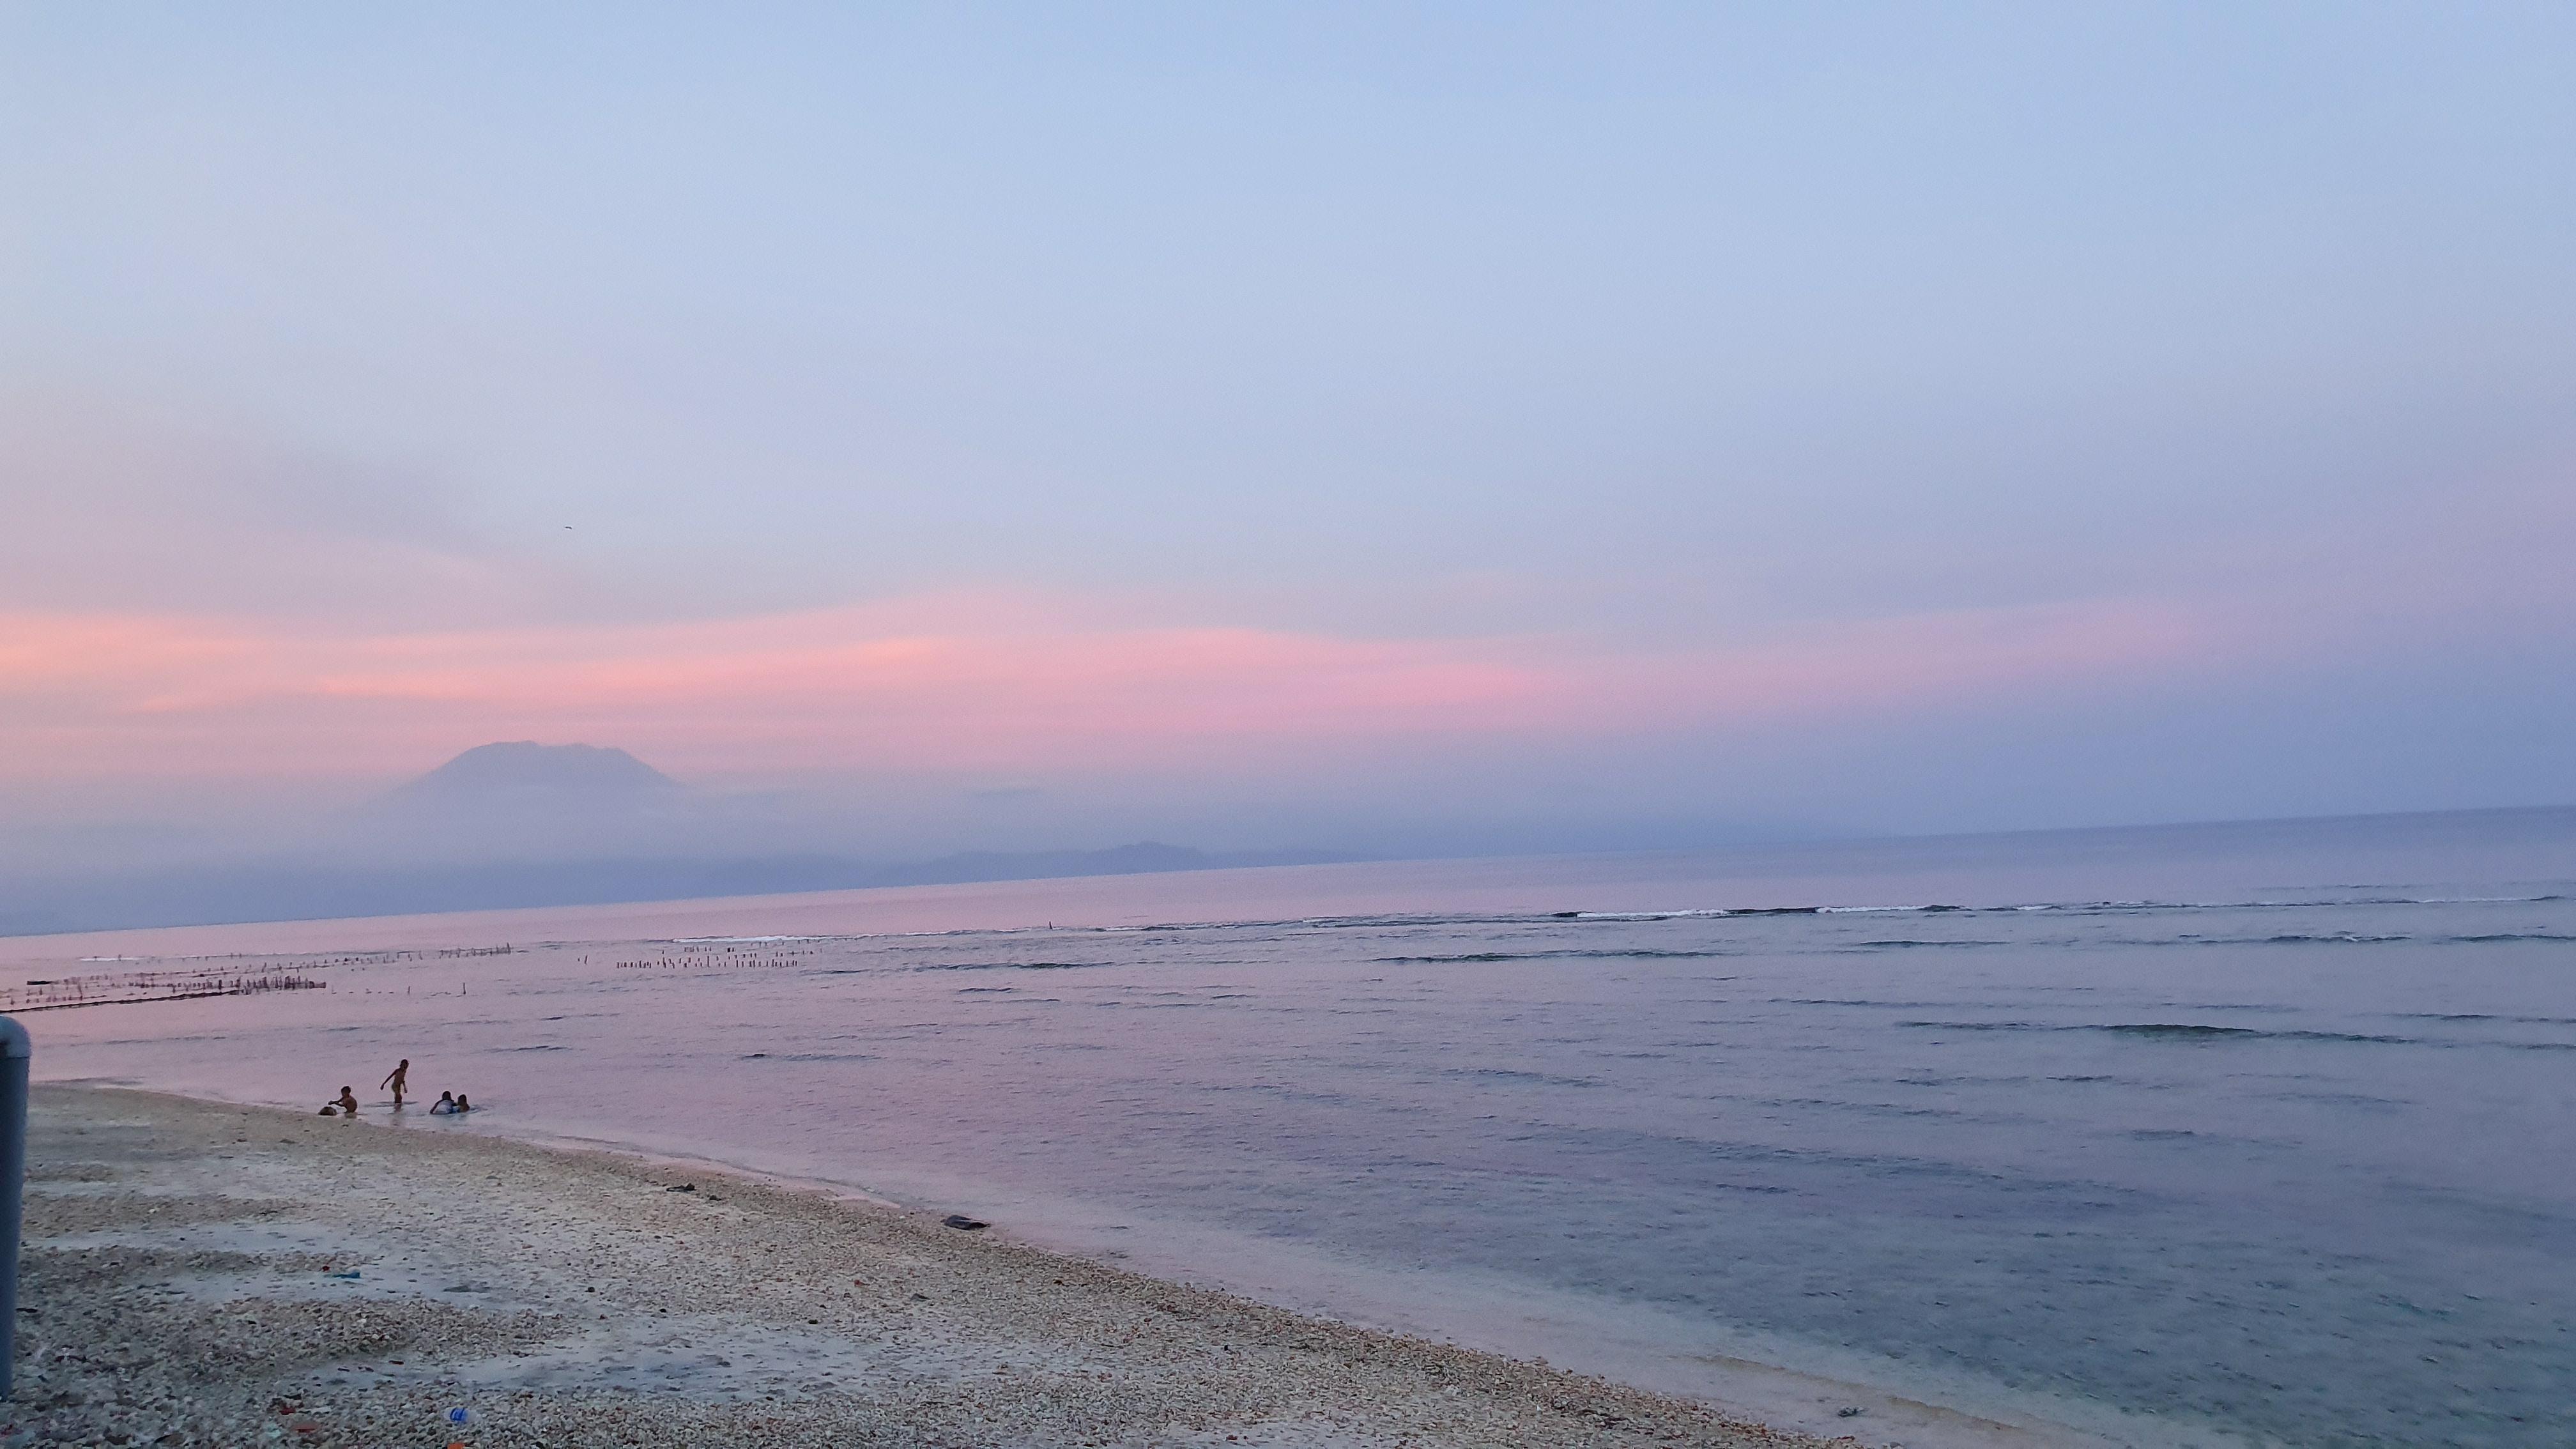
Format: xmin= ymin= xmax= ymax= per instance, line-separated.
xmin=13 ymin=808 xmax=2576 ymax=1446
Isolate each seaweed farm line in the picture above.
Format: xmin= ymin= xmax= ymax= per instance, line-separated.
xmin=610 ymin=954 xmax=812 ymax=970
xmin=73 ymin=944 xmax=518 ymax=965
xmin=604 ymin=942 xmax=817 ymax=970
xmin=2 ymin=966 xmax=325 ymax=1013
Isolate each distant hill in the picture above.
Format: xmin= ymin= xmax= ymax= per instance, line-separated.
xmin=386 ymin=742 xmax=677 ymax=803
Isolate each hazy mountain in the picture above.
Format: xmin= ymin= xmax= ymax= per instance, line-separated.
xmin=385 ymin=742 xmax=677 ymax=804
xmin=357 ymin=742 xmax=694 ymax=861
xmin=0 ymin=742 xmax=1360 ymax=935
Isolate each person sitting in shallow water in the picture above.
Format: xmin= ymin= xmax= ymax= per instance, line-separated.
xmin=452 ymin=1093 xmax=473 ymax=1113
xmin=429 ymin=1091 xmax=458 ymax=1114
xmin=323 ymin=1086 xmax=358 ymax=1116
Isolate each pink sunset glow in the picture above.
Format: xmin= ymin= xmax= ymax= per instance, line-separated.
xmin=1 ymin=593 xmax=2205 ymax=785
xmin=4 ymin=2 xmax=2572 ymax=880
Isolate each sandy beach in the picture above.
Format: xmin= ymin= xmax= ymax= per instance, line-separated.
xmin=8 ymin=1085 xmax=1863 ymax=1449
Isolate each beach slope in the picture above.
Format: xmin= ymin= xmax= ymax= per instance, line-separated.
xmin=9 ymin=1086 xmax=1836 ymax=1448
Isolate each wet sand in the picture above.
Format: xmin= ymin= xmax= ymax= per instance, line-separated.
xmin=8 ymin=1085 xmax=1857 ymax=1449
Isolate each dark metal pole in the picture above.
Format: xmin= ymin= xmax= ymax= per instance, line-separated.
xmin=0 ymin=1016 xmax=26 ymax=1399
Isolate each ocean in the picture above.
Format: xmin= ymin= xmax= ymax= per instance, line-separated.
xmin=12 ymin=808 xmax=2575 ymax=1447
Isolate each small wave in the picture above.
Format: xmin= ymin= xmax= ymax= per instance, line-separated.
xmin=503 ymin=1043 xmax=569 ymax=1052
xmin=2399 ymin=1012 xmax=2576 ymax=1025
xmin=1899 ymin=1020 xmax=2419 ymax=1045
xmin=2151 ymin=930 xmax=2576 ymax=949
xmin=1443 ymin=1066 xmax=1603 ymax=1089
xmin=1775 ymin=998 xmax=1948 ymax=1008
xmin=2112 ymin=1023 xmax=2419 ymax=1044
xmin=2249 ymin=933 xmax=2412 ymax=945
xmin=1563 ymin=908 xmax=1738 ymax=920
xmin=762 ymin=1052 xmax=877 ymax=1063
xmin=2451 ymin=932 xmax=2576 ymax=944
xmin=1848 ymin=939 xmax=2012 ymax=950
xmin=1372 ymin=948 xmax=1735 ymax=963
xmin=917 ymin=961 xmax=1112 ymax=972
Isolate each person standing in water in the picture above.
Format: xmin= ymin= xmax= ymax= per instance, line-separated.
xmin=381 ymin=1059 xmax=411 ymax=1108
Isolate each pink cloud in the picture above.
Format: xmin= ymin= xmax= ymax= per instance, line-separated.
xmin=0 ymin=591 xmax=2206 ymax=784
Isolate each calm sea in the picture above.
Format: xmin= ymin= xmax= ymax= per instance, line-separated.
xmin=14 ymin=808 xmax=2575 ymax=1446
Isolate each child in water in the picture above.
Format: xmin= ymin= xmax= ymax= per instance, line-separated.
xmin=429 ymin=1091 xmax=457 ymax=1114
xmin=322 ymin=1086 xmax=359 ymax=1116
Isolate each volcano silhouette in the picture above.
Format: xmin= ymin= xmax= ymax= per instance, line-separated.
xmin=387 ymin=742 xmax=677 ymax=804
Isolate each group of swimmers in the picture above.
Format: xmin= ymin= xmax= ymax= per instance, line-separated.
xmin=319 ymin=1058 xmax=475 ymax=1117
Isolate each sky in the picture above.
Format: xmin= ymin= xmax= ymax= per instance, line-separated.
xmin=4 ymin=2 xmax=2574 ymax=868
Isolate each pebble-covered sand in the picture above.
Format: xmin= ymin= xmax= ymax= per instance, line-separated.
xmin=8 ymin=1086 xmax=1855 ymax=1448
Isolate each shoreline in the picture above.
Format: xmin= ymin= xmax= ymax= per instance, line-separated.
xmin=20 ymin=1080 xmax=2185 ymax=1449
xmin=26 ymin=1080 xmax=2153 ymax=1448
xmin=16 ymin=1084 xmax=1867 ymax=1449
